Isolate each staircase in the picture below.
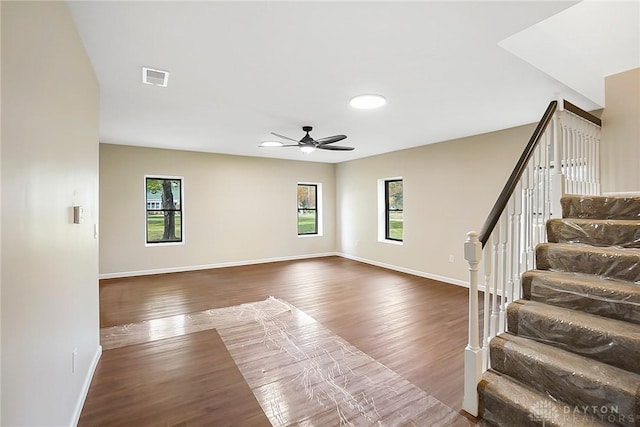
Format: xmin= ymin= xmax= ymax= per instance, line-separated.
xmin=477 ymin=195 xmax=640 ymax=427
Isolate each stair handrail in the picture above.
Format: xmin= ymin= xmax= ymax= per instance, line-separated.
xmin=478 ymin=101 xmax=557 ymax=248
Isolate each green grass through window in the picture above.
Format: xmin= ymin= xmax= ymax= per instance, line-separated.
xmin=388 ymin=211 xmax=403 ymax=240
xmin=147 ymin=213 xmax=182 ymax=242
xmin=298 ymin=211 xmax=317 ymax=234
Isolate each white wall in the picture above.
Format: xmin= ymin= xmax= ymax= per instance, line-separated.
xmin=2 ymin=2 xmax=100 ymax=425
xmin=336 ymin=124 xmax=534 ymax=285
xmin=100 ymin=144 xmax=336 ymax=277
xmin=601 ymin=67 xmax=640 ymax=194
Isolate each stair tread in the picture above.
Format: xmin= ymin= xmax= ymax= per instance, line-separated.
xmin=493 ymin=333 xmax=640 ymax=396
xmin=538 ymin=242 xmax=640 ymax=256
xmin=523 ymin=269 xmax=640 ymax=291
xmin=508 ymin=299 xmax=640 ymax=373
xmin=489 ymin=334 xmax=640 ymax=426
xmin=522 ymin=270 xmax=640 ymax=324
xmin=551 ymin=218 xmax=640 ymax=226
xmin=547 ymin=218 xmax=640 ymax=248
xmin=508 ymin=299 xmax=640 ymax=341
xmin=562 ymin=195 xmax=640 ymax=220
xmin=479 ymin=369 xmax=610 ymax=427
xmin=536 ymin=242 xmax=640 ymax=282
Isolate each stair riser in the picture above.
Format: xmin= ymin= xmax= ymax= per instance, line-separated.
xmin=507 ymin=302 xmax=640 ymax=374
xmin=536 ymin=244 xmax=640 ymax=283
xmin=479 ymin=370 xmax=612 ymax=427
xmin=547 ymin=220 xmax=640 ymax=248
xmin=522 ymin=274 xmax=640 ymax=325
xmin=479 ymin=388 xmax=552 ymax=427
xmin=489 ymin=337 xmax=639 ymax=427
xmin=562 ymin=196 xmax=640 ymax=220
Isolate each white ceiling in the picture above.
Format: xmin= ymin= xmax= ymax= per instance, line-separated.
xmin=67 ymin=1 xmax=637 ymax=164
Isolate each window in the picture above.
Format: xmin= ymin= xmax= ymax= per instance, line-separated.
xmin=385 ymin=179 xmax=403 ymax=241
xmin=145 ymin=176 xmax=183 ymax=244
xmin=297 ymin=183 xmax=319 ymax=235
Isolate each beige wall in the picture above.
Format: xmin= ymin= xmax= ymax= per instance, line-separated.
xmin=336 ymin=124 xmax=534 ymax=284
xmin=2 ymin=2 xmax=100 ymax=426
xmin=601 ymin=67 xmax=640 ymax=194
xmin=100 ymin=144 xmax=336 ymax=276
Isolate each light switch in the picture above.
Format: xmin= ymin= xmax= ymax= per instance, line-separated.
xmin=73 ymin=206 xmax=84 ymax=224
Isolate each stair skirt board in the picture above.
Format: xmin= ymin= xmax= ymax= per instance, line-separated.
xmin=478 ymin=195 xmax=640 ymax=427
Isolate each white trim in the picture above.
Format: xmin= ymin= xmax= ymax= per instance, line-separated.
xmin=380 ymin=239 xmax=403 ymax=246
xmin=99 ymin=251 xmax=482 ymax=293
xmin=338 ymin=252 xmax=469 ymax=288
xmin=602 ymin=191 xmax=640 ymax=196
xmin=99 ymin=252 xmax=338 ymax=279
xmin=70 ymin=345 xmax=102 ymax=427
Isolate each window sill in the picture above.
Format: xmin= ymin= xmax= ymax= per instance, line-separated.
xmin=379 ymin=239 xmax=403 ymax=246
xmin=145 ymin=241 xmax=185 ymax=247
xmin=298 ymin=234 xmax=322 ymax=238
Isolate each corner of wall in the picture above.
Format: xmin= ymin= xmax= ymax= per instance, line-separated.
xmin=70 ymin=346 xmax=101 ymax=426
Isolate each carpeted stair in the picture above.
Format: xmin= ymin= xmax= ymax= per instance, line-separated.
xmin=478 ymin=195 xmax=640 ymax=427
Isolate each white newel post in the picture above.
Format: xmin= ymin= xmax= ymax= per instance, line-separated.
xmin=551 ymin=110 xmax=565 ymax=218
xmin=463 ymin=231 xmax=483 ymax=416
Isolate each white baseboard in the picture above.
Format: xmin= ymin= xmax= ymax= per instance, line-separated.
xmin=99 ymin=252 xmax=339 ymax=279
xmin=337 ymin=252 xmax=470 ymax=288
xmin=602 ymin=191 xmax=640 ymax=196
xmin=99 ymin=251 xmax=473 ymax=292
xmin=70 ymin=345 xmax=102 ymax=427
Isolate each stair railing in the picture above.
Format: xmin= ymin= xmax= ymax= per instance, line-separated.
xmin=462 ymin=99 xmax=601 ymax=416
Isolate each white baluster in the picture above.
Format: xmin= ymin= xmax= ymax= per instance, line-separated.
xmin=498 ymin=212 xmax=508 ymax=334
xmin=513 ymin=182 xmax=523 ymax=301
xmin=482 ymin=238 xmax=492 ymax=371
xmin=491 ymin=225 xmax=500 ymax=338
xmin=551 ymin=110 xmax=565 ymax=219
xmin=507 ymin=195 xmax=516 ymax=308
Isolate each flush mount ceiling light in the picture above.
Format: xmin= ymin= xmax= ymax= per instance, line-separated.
xmin=142 ymin=67 xmax=170 ymax=87
xmin=350 ymin=94 xmax=386 ymax=109
xmin=259 ymin=141 xmax=284 ymax=147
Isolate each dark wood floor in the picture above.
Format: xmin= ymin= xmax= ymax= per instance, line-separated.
xmin=89 ymin=256 xmax=475 ymax=424
xmin=79 ymin=330 xmax=271 ymax=426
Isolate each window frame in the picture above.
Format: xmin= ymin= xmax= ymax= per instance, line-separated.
xmin=144 ymin=175 xmax=185 ymax=247
xmin=378 ymin=177 xmax=404 ymax=245
xmin=297 ymin=182 xmax=323 ymax=237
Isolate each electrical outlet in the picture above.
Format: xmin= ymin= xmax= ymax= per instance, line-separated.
xmin=448 ymin=255 xmax=455 ymax=263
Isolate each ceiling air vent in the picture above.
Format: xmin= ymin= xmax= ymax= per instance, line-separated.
xmin=142 ymin=67 xmax=169 ymax=87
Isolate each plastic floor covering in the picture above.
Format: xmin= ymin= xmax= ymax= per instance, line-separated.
xmin=102 ymin=297 xmax=473 ymax=426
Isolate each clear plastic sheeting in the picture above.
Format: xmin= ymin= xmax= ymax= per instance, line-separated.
xmin=522 ymin=270 xmax=640 ymax=325
xmin=507 ymin=299 xmax=640 ymax=375
xmin=536 ymin=243 xmax=640 ymax=283
xmin=487 ymin=336 xmax=638 ymax=427
xmin=479 ymin=370 xmax=611 ymax=427
xmin=547 ymin=218 xmax=640 ymax=248
xmin=103 ymin=297 xmax=472 ymax=426
xmin=562 ymin=195 xmax=640 ymax=220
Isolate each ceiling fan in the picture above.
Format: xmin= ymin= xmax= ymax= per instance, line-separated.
xmin=261 ymin=126 xmax=354 ymax=153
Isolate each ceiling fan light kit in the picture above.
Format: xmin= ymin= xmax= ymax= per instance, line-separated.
xmin=300 ymin=145 xmax=316 ymax=154
xmin=349 ymin=94 xmax=386 ymax=109
xmin=262 ymin=125 xmax=354 ymax=154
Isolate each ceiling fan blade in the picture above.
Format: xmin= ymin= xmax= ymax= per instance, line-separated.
xmin=317 ymin=145 xmax=355 ymax=151
xmin=315 ymin=135 xmax=347 ymax=145
xmin=270 ymin=132 xmax=301 ymax=143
